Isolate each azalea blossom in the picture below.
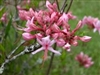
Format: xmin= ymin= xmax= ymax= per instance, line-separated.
xmin=75 ymin=52 xmax=94 ymax=68
xmin=19 ymin=0 xmax=95 ymax=67
xmin=32 ymin=35 xmax=61 ymax=60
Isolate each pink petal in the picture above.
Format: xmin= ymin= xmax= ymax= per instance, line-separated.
xmin=49 ymin=47 xmax=61 ymax=55
xmin=32 ymin=47 xmax=44 ymax=55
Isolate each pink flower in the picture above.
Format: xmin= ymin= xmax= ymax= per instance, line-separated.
xmin=18 ymin=10 xmax=31 ymax=20
xmin=57 ymin=12 xmax=76 ymax=26
xmin=56 ymin=39 xmax=65 ymax=47
xmin=82 ymin=16 xmax=98 ymax=25
xmin=75 ymin=52 xmax=94 ymax=68
xmin=72 ymin=21 xmax=82 ymax=33
xmin=67 ymin=12 xmax=77 ymax=20
xmin=82 ymin=16 xmax=98 ymax=28
xmin=32 ymin=35 xmax=61 ymax=60
xmin=50 ymin=12 xmax=59 ymax=23
xmin=82 ymin=16 xmax=100 ymax=34
xmin=23 ymin=17 xmax=41 ymax=32
xmin=46 ymin=0 xmax=57 ymax=13
xmin=22 ymin=33 xmax=36 ymax=40
xmin=57 ymin=13 xmax=69 ymax=26
xmin=34 ymin=10 xmax=44 ymax=25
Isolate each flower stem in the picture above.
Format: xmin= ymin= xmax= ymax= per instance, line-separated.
xmin=61 ymin=0 xmax=68 ymax=13
xmin=46 ymin=44 xmax=56 ymax=75
xmin=46 ymin=53 xmax=54 ymax=75
xmin=66 ymin=0 xmax=73 ymax=13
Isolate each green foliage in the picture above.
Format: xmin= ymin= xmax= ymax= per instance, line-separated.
xmin=4 ymin=17 xmax=12 ymax=39
xmin=0 ymin=44 xmax=5 ymax=52
xmin=0 ymin=7 xmax=5 ymax=18
xmin=0 ymin=0 xmax=100 ymax=75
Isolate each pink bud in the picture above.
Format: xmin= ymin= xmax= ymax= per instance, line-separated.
xmin=56 ymin=39 xmax=65 ymax=47
xmin=46 ymin=29 xmax=51 ymax=35
xmin=79 ymin=36 xmax=91 ymax=42
xmin=22 ymin=33 xmax=35 ymax=40
xmin=63 ymin=43 xmax=71 ymax=52
xmin=72 ymin=21 xmax=82 ymax=33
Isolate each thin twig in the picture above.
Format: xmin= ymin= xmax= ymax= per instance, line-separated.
xmin=0 ymin=47 xmax=27 ymax=74
xmin=1 ymin=49 xmax=26 ymax=69
xmin=46 ymin=44 xmax=56 ymax=75
xmin=66 ymin=0 xmax=73 ymax=13
xmin=61 ymin=0 xmax=68 ymax=13
xmin=7 ymin=40 xmax=25 ymax=59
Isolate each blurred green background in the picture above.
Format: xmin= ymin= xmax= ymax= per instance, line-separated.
xmin=0 ymin=0 xmax=100 ymax=75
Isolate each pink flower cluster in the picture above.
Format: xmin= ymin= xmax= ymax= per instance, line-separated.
xmin=75 ymin=52 xmax=94 ymax=68
xmin=18 ymin=1 xmax=96 ymax=67
xmin=18 ymin=1 xmax=91 ymax=50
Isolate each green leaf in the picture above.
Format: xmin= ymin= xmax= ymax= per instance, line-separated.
xmin=0 ymin=44 xmax=5 ymax=52
xmin=60 ymin=50 xmax=66 ymax=60
xmin=4 ymin=17 xmax=12 ymax=39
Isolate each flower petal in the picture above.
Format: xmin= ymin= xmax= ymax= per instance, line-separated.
xmin=49 ymin=47 xmax=61 ymax=55
xmin=32 ymin=47 xmax=44 ymax=55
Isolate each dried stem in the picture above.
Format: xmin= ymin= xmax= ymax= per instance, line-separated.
xmin=7 ymin=41 xmax=25 ymax=59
